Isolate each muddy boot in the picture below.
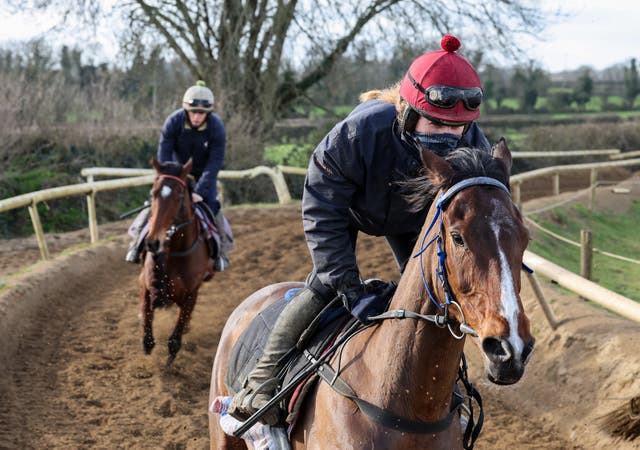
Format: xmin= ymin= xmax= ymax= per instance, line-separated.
xmin=125 ymin=207 xmax=150 ymax=264
xmin=211 ymin=209 xmax=231 ymax=271
xmin=125 ymin=240 xmax=141 ymax=264
xmin=228 ymin=287 xmax=328 ymax=425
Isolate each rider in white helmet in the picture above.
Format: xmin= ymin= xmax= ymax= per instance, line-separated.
xmin=126 ymin=81 xmax=231 ymax=271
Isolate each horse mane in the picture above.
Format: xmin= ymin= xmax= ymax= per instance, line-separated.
xmin=398 ymin=147 xmax=509 ymax=213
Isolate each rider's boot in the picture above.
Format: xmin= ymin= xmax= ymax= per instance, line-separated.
xmin=228 ymin=287 xmax=328 ymax=425
xmin=211 ymin=208 xmax=231 ymax=271
xmin=125 ymin=208 xmax=150 ymax=264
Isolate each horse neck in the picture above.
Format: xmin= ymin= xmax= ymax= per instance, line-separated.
xmin=359 ymin=240 xmax=464 ymax=420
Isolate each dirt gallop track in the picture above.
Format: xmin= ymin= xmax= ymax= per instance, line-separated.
xmin=1 ymin=174 xmax=639 ymax=449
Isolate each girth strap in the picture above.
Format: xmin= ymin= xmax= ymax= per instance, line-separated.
xmin=315 ymin=360 xmax=464 ymax=434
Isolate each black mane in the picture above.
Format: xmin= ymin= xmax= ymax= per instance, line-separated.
xmin=156 ymin=160 xmax=194 ymax=192
xmin=399 ymin=147 xmax=509 ymax=212
xmin=158 ymin=160 xmax=184 ymax=177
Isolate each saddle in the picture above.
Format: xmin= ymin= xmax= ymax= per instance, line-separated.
xmin=129 ymin=203 xmax=231 ymax=260
xmin=224 ymin=288 xmax=355 ymax=426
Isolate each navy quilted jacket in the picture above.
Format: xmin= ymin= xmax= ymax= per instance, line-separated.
xmin=302 ymin=99 xmax=490 ymax=293
xmin=157 ymin=109 xmax=226 ymax=206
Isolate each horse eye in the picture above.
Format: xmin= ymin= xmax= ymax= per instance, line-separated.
xmin=450 ymin=231 xmax=465 ymax=247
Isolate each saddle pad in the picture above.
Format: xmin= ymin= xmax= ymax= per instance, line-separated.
xmin=225 ymin=296 xmax=289 ymax=394
xmin=225 ymin=290 xmax=352 ymax=419
xmin=129 ymin=204 xmax=234 ymax=256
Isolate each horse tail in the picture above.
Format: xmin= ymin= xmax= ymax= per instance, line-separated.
xmin=149 ymin=252 xmax=171 ymax=308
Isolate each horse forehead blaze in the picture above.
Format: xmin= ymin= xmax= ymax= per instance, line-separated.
xmin=160 ymin=185 xmax=173 ymax=198
xmin=450 ymin=187 xmax=530 ymax=343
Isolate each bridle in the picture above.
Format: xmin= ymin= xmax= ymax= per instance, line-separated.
xmin=370 ymin=176 xmax=511 ymax=339
xmin=150 ymin=174 xmax=201 ymax=257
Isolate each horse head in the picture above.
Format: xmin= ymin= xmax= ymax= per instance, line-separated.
xmin=419 ymin=139 xmax=534 ymax=385
xmin=146 ymin=158 xmax=193 ymax=256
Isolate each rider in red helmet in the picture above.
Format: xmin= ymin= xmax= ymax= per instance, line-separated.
xmin=228 ymin=35 xmax=491 ymax=425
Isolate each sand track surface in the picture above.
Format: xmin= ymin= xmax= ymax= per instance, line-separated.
xmin=1 ymin=173 xmax=639 ymax=449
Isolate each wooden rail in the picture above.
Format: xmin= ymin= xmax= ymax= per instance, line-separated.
xmin=524 ymin=250 xmax=640 ymax=323
xmin=510 ymin=149 xmax=620 ymax=158
xmin=2 ymin=158 xmax=639 ymax=324
xmin=510 ymin=157 xmax=640 ymax=210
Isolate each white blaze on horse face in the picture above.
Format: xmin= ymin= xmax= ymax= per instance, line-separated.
xmin=490 ymin=204 xmax=525 ymax=357
xmin=161 ymin=185 xmax=172 ymax=198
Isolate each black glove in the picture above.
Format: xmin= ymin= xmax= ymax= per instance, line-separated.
xmin=341 ymin=280 xmax=397 ymax=324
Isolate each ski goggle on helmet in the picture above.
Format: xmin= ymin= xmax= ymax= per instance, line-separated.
xmin=183 ymin=80 xmax=214 ymax=113
xmin=399 ymin=35 xmax=483 ymax=125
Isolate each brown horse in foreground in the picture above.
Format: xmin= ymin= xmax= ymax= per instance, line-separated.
xmin=140 ymin=158 xmax=214 ymax=365
xmin=208 ymin=140 xmax=534 ymax=449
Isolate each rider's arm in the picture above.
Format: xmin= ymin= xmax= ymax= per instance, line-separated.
xmin=157 ymin=112 xmax=180 ymax=162
xmin=194 ymin=114 xmax=226 ymax=201
xmin=302 ymin=122 xmax=365 ymax=295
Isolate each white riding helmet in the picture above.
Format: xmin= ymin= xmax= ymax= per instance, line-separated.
xmin=182 ymin=80 xmax=214 ymax=112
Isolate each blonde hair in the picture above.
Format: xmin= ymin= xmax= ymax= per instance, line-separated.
xmin=359 ymin=82 xmax=409 ymax=127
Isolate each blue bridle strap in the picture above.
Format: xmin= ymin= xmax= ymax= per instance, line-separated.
xmin=413 ymin=177 xmax=511 ymax=310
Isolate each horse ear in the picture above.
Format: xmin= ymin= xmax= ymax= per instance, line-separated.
xmin=181 ymin=158 xmax=193 ymax=179
xmin=151 ymin=158 xmax=162 ymax=173
xmin=420 ymin=148 xmax=453 ymax=186
xmin=492 ymin=137 xmax=512 ymax=174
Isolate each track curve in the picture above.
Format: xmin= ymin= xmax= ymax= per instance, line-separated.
xmin=1 ymin=173 xmax=639 ymax=449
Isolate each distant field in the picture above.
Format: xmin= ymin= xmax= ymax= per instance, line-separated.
xmin=527 ymin=200 xmax=640 ymax=301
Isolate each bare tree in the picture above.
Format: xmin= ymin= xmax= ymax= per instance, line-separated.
xmin=8 ymin=1 xmax=550 ymax=125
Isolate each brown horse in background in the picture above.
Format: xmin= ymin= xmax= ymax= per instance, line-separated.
xmin=140 ymin=158 xmax=214 ymax=365
xmin=208 ymin=140 xmax=534 ymax=449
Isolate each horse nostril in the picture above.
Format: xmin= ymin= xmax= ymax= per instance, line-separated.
xmin=482 ymin=337 xmax=513 ymax=363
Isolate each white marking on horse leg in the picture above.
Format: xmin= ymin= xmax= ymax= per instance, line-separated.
xmin=492 ymin=222 xmax=525 ymax=357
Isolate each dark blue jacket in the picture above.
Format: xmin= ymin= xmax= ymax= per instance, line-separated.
xmin=157 ymin=109 xmax=226 ymax=210
xmin=302 ymin=100 xmax=490 ymax=294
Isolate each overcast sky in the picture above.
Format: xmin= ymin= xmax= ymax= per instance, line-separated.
xmin=1 ymin=0 xmax=638 ymax=73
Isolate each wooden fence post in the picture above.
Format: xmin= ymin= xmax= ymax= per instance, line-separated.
xmin=552 ymin=172 xmax=560 ymax=196
xmin=512 ymin=181 xmax=522 ymax=211
xmin=271 ymin=166 xmax=292 ymax=204
xmin=27 ymin=202 xmax=50 ymax=260
xmin=87 ymin=190 xmax=99 ymax=244
xmin=580 ymin=229 xmax=593 ymax=280
xmin=525 ymin=270 xmax=559 ymax=330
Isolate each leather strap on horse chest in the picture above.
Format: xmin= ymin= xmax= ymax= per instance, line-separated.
xmin=314 ymin=360 xmax=463 ymax=434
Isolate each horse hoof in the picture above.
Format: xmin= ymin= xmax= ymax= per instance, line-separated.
xmin=167 ymin=338 xmax=181 ymax=361
xmin=143 ymin=336 xmax=155 ymax=354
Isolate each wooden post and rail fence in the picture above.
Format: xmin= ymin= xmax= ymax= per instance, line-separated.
xmin=1 ymin=150 xmax=639 ymax=326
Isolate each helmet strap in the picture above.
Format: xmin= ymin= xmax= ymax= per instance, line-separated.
xmin=400 ymin=106 xmax=420 ymax=133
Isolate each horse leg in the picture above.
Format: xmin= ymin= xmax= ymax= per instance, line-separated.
xmin=141 ymin=288 xmax=155 ymax=354
xmin=167 ymin=292 xmax=196 ymax=365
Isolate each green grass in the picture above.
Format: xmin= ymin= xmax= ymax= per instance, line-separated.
xmin=528 ymin=200 xmax=640 ymax=301
xmin=499 ymin=128 xmax=529 ymax=147
xmin=264 ymin=143 xmax=314 ymax=167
